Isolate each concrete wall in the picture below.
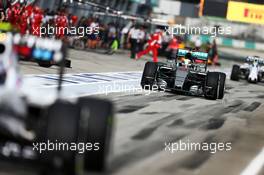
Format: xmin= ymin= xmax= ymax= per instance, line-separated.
xmin=37 ymin=0 xmax=59 ymax=10
xmin=153 ymin=0 xmax=198 ymax=20
xmin=188 ymin=35 xmax=264 ymax=51
xmin=180 ymin=2 xmax=198 ymax=18
xmin=185 ymin=18 xmax=264 ymax=42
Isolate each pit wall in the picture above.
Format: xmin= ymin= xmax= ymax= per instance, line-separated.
xmin=187 ymin=35 xmax=264 ymax=51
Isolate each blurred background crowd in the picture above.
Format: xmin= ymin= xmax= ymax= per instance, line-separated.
xmin=0 ymin=0 xmax=215 ymax=57
xmin=1 ymin=0 xmax=264 ymax=60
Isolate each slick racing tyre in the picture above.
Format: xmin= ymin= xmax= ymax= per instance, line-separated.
xmin=230 ymin=65 xmax=240 ymax=81
xmin=78 ymin=97 xmax=114 ymax=172
xmin=258 ymin=75 xmax=261 ymax=82
xmin=38 ymin=100 xmax=82 ymax=175
xmin=218 ymin=73 xmax=226 ymax=99
xmin=64 ymin=59 xmax=72 ymax=68
xmin=205 ymin=72 xmax=226 ymax=100
xmin=37 ymin=60 xmax=52 ymax=68
xmin=55 ymin=59 xmax=72 ymax=68
xmin=141 ymin=62 xmax=158 ymax=90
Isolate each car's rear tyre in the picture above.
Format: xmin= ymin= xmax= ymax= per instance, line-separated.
xmin=37 ymin=60 xmax=52 ymax=68
xmin=64 ymin=59 xmax=72 ymax=68
xmin=218 ymin=73 xmax=226 ymax=99
xmin=205 ymin=72 xmax=226 ymax=100
xmin=141 ymin=62 xmax=158 ymax=90
xmin=230 ymin=65 xmax=240 ymax=81
xmin=258 ymin=75 xmax=261 ymax=82
xmin=78 ymin=98 xmax=114 ymax=172
xmin=39 ymin=98 xmax=114 ymax=174
xmin=38 ymin=100 xmax=81 ymax=175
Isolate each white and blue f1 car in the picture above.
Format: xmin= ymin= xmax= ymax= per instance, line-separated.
xmin=0 ymin=33 xmax=114 ymax=175
xmin=231 ymin=56 xmax=264 ymax=83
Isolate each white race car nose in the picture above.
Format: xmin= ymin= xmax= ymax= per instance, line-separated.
xmin=249 ymin=78 xmax=256 ymax=82
xmin=248 ymin=66 xmax=259 ymax=82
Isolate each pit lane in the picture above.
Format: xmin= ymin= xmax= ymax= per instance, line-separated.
xmin=3 ymin=48 xmax=264 ymax=175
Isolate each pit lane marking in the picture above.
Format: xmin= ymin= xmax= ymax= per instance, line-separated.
xmin=24 ymin=71 xmax=142 ymax=87
xmin=36 ymin=75 xmax=80 ymax=84
xmin=241 ymin=147 xmax=264 ymax=175
xmin=22 ymin=71 xmax=142 ymax=98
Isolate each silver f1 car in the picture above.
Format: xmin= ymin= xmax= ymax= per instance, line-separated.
xmin=231 ymin=56 xmax=264 ymax=83
xmin=141 ymin=49 xmax=226 ymax=100
xmin=0 ymin=33 xmax=114 ymax=175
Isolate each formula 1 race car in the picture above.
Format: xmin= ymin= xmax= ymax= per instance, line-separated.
xmin=0 ymin=33 xmax=114 ymax=175
xmin=231 ymin=56 xmax=264 ymax=83
xmin=0 ymin=22 xmax=71 ymax=68
xmin=14 ymin=33 xmax=72 ymax=68
xmin=141 ymin=49 xmax=226 ymax=100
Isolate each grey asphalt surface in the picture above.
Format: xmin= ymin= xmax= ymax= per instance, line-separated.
xmin=2 ymin=48 xmax=264 ymax=175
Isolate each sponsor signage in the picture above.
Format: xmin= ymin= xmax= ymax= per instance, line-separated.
xmin=227 ymin=1 xmax=264 ymax=25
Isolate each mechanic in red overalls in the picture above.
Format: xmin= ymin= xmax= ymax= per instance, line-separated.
xmin=55 ymin=10 xmax=68 ymax=39
xmin=19 ymin=4 xmax=33 ymax=35
xmin=166 ymin=36 xmax=179 ymax=60
xmin=136 ymin=30 xmax=163 ymax=63
xmin=70 ymin=15 xmax=78 ymax=26
xmin=30 ymin=6 xmax=43 ymax=37
xmin=6 ymin=2 xmax=21 ymax=28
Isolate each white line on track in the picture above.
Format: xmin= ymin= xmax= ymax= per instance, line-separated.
xmin=241 ymin=147 xmax=264 ymax=175
xmin=22 ymin=71 xmax=142 ymax=103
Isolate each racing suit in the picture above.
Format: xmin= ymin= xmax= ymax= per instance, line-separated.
xmin=30 ymin=7 xmax=43 ymax=36
xmin=55 ymin=14 xmax=68 ymax=39
xmin=19 ymin=5 xmax=33 ymax=35
xmin=136 ymin=32 xmax=162 ymax=63
xmin=6 ymin=3 xmax=21 ymax=28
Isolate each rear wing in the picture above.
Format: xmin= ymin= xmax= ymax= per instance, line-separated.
xmin=177 ymin=49 xmax=208 ymax=61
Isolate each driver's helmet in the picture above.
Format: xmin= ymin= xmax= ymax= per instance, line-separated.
xmin=186 ymin=52 xmax=196 ymax=64
xmin=185 ymin=52 xmax=192 ymax=60
xmin=246 ymin=56 xmax=259 ymax=63
xmin=253 ymin=56 xmax=260 ymax=63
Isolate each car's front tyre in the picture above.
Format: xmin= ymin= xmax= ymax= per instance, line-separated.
xmin=218 ymin=73 xmax=226 ymax=99
xmin=230 ymin=65 xmax=240 ymax=81
xmin=78 ymin=98 xmax=114 ymax=172
xmin=37 ymin=60 xmax=52 ymax=68
xmin=141 ymin=62 xmax=158 ymax=90
xmin=38 ymin=100 xmax=82 ymax=175
xmin=205 ymin=72 xmax=226 ymax=100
